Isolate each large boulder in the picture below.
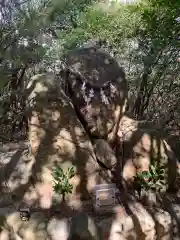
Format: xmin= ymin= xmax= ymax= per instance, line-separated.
xmin=26 ymin=72 xmax=109 ymax=207
xmin=61 ymin=47 xmax=128 ymax=142
xmin=116 ymin=115 xmax=180 ymax=192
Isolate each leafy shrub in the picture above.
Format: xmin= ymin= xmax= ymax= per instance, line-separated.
xmin=52 ymin=165 xmax=75 ymax=201
xmin=134 ymin=161 xmax=166 ymax=194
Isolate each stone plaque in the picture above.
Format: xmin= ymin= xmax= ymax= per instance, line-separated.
xmin=20 ymin=208 xmax=31 ymax=221
xmin=96 ymin=188 xmax=115 ymax=207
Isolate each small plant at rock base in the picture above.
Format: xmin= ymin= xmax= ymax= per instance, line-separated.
xmin=52 ymin=165 xmax=75 ymax=201
xmin=134 ymin=161 xmax=166 ymax=197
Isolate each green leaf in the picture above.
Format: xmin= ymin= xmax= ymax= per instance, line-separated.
xmin=52 ymin=165 xmax=75 ymax=196
xmin=67 ymin=166 xmax=75 ymax=179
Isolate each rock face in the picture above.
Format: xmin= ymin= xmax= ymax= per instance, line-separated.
xmin=117 ymin=115 xmax=180 ymax=191
xmin=1 ymin=70 xmax=180 ymax=239
xmin=61 ymin=47 xmax=128 ymax=142
xmin=26 ymin=72 xmax=107 ymax=205
xmin=0 ymin=201 xmax=176 ymax=240
xmin=93 ymin=139 xmax=117 ymax=169
xmin=47 ymin=217 xmax=70 ymax=240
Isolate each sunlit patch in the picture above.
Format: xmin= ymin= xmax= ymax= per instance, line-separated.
xmin=141 ymin=133 xmax=150 ymax=143
xmin=104 ymin=58 xmax=110 ymax=64
xmin=51 ymin=111 xmax=60 ymax=121
xmin=36 ymin=183 xmax=53 ymax=209
xmin=74 ymin=126 xmax=84 ymax=136
xmin=23 ymin=186 xmax=38 ymax=206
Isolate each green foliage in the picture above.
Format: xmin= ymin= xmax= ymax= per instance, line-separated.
xmin=52 ymin=165 xmax=75 ymax=200
xmin=57 ymin=3 xmax=141 ymax=53
xmin=134 ymin=161 xmax=166 ymax=193
xmin=134 ymin=0 xmax=180 ymax=52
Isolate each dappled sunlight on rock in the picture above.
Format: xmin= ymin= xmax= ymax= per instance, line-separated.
xmin=7 ymin=157 xmax=34 ymax=191
xmin=128 ymin=202 xmax=156 ymax=239
xmin=118 ymin=115 xmax=180 ymax=192
xmin=23 ymin=186 xmax=38 ymax=206
xmin=53 ymin=129 xmax=76 ymax=158
xmin=109 ymin=206 xmax=135 ymax=239
xmin=47 ymin=218 xmax=70 ymax=240
xmin=36 ymin=183 xmax=53 ymax=209
xmin=0 ymin=229 xmax=10 ymax=240
xmin=153 ymin=208 xmax=172 ymax=239
xmin=118 ymin=115 xmax=139 ymax=141
xmin=27 ymin=72 xmax=103 ymax=204
xmin=6 ymin=212 xmax=23 ymax=232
